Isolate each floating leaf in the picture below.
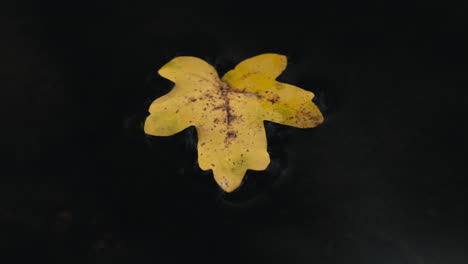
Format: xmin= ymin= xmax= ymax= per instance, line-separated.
xmin=144 ymin=53 xmax=323 ymax=192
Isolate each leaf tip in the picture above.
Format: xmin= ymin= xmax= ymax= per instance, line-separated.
xmin=213 ymin=169 xmax=245 ymax=193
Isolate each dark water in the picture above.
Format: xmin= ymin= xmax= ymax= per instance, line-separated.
xmin=1 ymin=1 xmax=467 ymax=263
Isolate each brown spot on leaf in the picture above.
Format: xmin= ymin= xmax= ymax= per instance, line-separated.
xmin=226 ymin=131 xmax=237 ymax=139
xmin=239 ymin=71 xmax=260 ymax=80
xmin=267 ymin=95 xmax=280 ymax=103
xmin=228 ymin=114 xmax=238 ymax=122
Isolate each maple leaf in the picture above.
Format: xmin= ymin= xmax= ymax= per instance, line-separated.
xmin=144 ymin=53 xmax=323 ymax=192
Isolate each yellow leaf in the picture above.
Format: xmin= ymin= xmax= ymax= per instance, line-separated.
xmin=144 ymin=53 xmax=324 ymax=192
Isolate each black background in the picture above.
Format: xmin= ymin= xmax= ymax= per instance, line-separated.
xmin=1 ymin=1 xmax=467 ymax=263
